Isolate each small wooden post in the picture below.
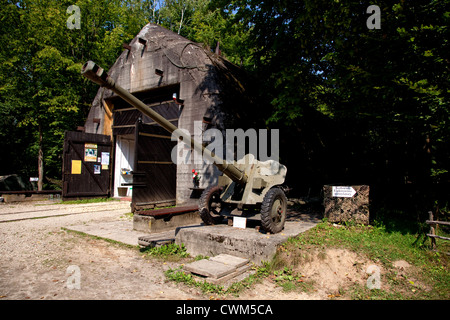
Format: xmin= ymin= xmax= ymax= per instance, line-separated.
xmin=429 ymin=211 xmax=437 ymax=250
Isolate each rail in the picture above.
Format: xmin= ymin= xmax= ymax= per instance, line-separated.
xmin=426 ymin=211 xmax=450 ymax=251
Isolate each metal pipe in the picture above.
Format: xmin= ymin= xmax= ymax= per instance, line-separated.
xmin=81 ymin=61 xmax=247 ymax=184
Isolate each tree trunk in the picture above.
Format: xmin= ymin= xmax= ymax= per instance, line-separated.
xmin=178 ymin=8 xmax=185 ymax=34
xmin=151 ymin=0 xmax=156 ymax=22
xmin=38 ymin=124 xmax=44 ymax=191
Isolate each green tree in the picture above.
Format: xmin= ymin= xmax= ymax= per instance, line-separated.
xmin=158 ymin=0 xmax=253 ymax=66
xmin=0 ymin=0 xmax=147 ymax=189
xmin=160 ymin=0 xmax=197 ymax=35
xmin=188 ymin=0 xmax=253 ymax=66
xmin=219 ymin=0 xmax=449 ymax=212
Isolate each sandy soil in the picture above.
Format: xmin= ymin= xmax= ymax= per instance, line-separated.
xmin=238 ymin=247 xmax=379 ymax=300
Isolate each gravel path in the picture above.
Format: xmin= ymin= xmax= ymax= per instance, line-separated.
xmin=0 ymin=200 xmax=202 ymax=300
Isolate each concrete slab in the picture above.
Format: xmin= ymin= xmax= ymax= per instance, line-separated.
xmin=175 ymin=220 xmax=318 ymax=265
xmin=184 ymin=259 xmax=237 ymax=279
xmin=183 ymin=254 xmax=252 ymax=285
xmin=209 ymin=254 xmax=249 ymax=268
xmin=207 ymin=264 xmax=252 ymax=285
xmin=137 ymin=231 xmax=176 ymax=247
xmin=67 ymin=220 xmax=146 ymax=247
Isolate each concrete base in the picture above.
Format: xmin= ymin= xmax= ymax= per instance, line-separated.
xmin=175 ymin=221 xmax=318 ymax=265
xmin=133 ymin=211 xmax=202 ymax=233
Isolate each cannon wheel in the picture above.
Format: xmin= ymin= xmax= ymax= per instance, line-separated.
xmin=199 ymin=185 xmax=223 ymax=225
xmin=260 ymin=187 xmax=287 ymax=233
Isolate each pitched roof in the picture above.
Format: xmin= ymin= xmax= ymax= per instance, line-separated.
xmin=86 ymin=23 xmax=260 ymax=132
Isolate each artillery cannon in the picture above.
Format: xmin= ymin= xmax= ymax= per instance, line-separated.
xmin=81 ymin=61 xmax=288 ymax=233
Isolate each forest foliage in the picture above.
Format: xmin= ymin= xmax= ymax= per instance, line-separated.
xmin=0 ymin=0 xmax=448 ymax=214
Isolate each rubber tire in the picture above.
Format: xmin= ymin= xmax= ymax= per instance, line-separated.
xmin=199 ymin=185 xmax=223 ymax=225
xmin=260 ymin=187 xmax=287 ymax=233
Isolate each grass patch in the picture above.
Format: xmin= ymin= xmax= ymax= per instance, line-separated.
xmin=165 ymin=267 xmax=227 ymax=294
xmin=58 ymin=198 xmax=119 ymax=205
xmin=140 ymin=243 xmax=190 ymax=262
xmin=120 ymin=212 xmax=134 ymax=220
xmin=271 ymin=266 xmax=315 ymax=293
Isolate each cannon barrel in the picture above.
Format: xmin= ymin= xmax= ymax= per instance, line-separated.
xmin=81 ymin=61 xmax=247 ymax=184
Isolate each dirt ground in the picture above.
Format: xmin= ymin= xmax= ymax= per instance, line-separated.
xmin=0 ymin=200 xmax=405 ymax=300
xmin=0 ymin=200 xmax=197 ymax=300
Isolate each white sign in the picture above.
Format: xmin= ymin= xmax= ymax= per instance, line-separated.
xmin=332 ymin=186 xmax=356 ymax=198
xmin=233 ymin=217 xmax=247 ymax=229
xmin=30 ymin=177 xmax=39 ymax=182
xmin=101 ymin=152 xmax=110 ymax=165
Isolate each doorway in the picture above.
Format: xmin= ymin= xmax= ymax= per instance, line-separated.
xmin=113 ymin=135 xmax=135 ymax=198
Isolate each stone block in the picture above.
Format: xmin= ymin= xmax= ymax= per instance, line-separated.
xmin=175 ymin=221 xmax=317 ymax=265
xmin=182 ymin=254 xmax=251 ymax=285
xmin=133 ymin=211 xmax=202 ymax=233
xmin=183 ymin=259 xmax=236 ymax=279
xmin=209 ymin=254 xmax=249 ymax=268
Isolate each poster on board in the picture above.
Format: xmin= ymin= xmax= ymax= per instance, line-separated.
xmin=71 ymin=160 xmax=82 ymax=174
xmin=84 ymin=143 xmax=98 ymax=162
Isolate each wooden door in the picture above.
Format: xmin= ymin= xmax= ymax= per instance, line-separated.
xmin=132 ymin=121 xmax=177 ymax=210
xmin=62 ymin=131 xmax=112 ymax=199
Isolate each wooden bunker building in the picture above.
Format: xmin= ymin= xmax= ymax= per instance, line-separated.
xmin=69 ymin=23 xmax=255 ymax=212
